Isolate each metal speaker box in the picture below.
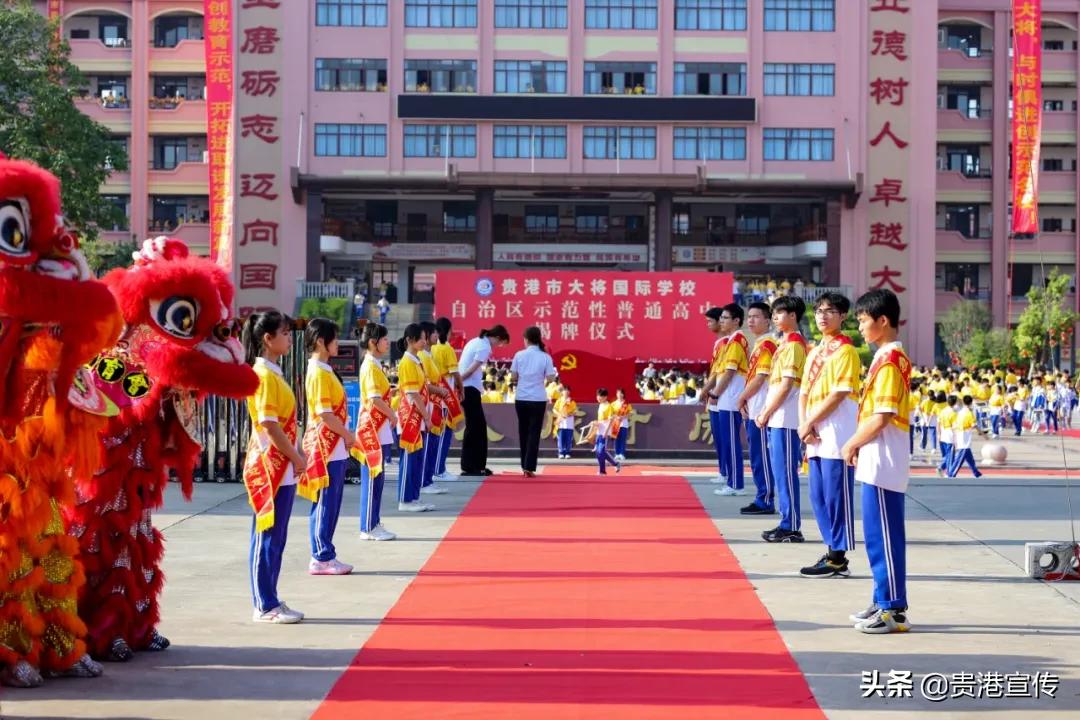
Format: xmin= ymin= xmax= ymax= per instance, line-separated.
xmin=1025 ymin=542 xmax=1080 ymax=580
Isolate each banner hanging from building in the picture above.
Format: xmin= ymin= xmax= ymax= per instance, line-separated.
xmin=47 ymin=0 xmax=62 ymax=32
xmin=865 ymin=0 xmax=914 ymax=338
xmin=1011 ymin=0 xmax=1042 ymax=235
xmin=203 ymin=0 xmax=235 ymax=270
xmin=434 ymin=271 xmax=733 ymax=362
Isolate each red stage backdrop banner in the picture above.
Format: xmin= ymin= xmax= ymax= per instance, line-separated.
xmin=552 ymin=349 xmax=642 ymax=403
xmin=203 ymin=0 xmax=235 ymax=270
xmin=435 ymin=271 xmax=733 ymax=362
xmin=1011 ymin=0 xmax=1042 ymax=235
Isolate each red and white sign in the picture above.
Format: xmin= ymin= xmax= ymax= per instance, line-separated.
xmin=493 ymin=244 xmax=648 ymax=265
xmin=320 ymin=237 xmax=475 ymax=261
xmin=673 ymin=246 xmax=767 ymax=265
xmin=435 ymin=271 xmax=733 ymax=362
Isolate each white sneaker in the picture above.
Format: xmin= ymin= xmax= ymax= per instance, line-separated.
xmin=309 ymin=558 xmax=353 ymax=576
xmin=420 ymin=484 xmax=448 ymax=495
xmin=360 ymin=524 xmax=396 ymax=541
xmin=253 ymin=604 xmax=302 ymax=624
xmin=434 ymin=472 xmax=460 ymax=482
xmin=709 ymin=475 xmax=726 ymax=484
xmin=398 ymin=501 xmax=427 ymax=512
xmin=714 ymin=486 xmax=746 ymax=496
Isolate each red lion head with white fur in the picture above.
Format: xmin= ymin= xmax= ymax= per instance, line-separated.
xmin=104 ymin=237 xmax=258 ymax=402
xmin=0 ymin=151 xmax=122 ymax=423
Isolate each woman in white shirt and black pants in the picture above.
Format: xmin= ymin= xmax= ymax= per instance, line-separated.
xmin=511 ymin=326 xmax=557 ymax=477
xmin=458 ymin=325 xmax=510 ymax=476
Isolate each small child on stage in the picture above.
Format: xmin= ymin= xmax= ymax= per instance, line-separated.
xmin=553 ymin=385 xmax=577 ymax=459
xmin=579 ymin=388 xmax=621 ymax=475
xmin=841 ymin=289 xmax=911 ymax=635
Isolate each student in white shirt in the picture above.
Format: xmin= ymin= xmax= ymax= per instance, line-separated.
xmin=458 ymin=325 xmax=510 ymax=476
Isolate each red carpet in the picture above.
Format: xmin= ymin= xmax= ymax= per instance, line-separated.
xmin=314 ymin=473 xmax=824 ymax=719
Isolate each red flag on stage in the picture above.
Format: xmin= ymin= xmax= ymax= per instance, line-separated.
xmin=551 ymin=349 xmax=641 ymax=404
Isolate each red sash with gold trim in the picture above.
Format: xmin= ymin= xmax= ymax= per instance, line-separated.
xmin=440 ymin=377 xmax=464 ymax=429
xmin=609 ymin=401 xmax=632 ymax=438
xmin=804 ymin=334 xmax=853 ymax=401
xmin=859 ymin=347 xmax=912 ymax=428
xmin=727 ymin=332 xmax=750 ymax=375
xmin=243 ymin=412 xmax=297 ymax=533
xmin=748 ymin=338 xmax=778 ymax=378
xmin=428 ymin=386 xmax=445 ymax=436
xmin=299 ymin=395 xmax=348 ymax=502
xmin=352 ymin=389 xmax=390 ymax=478
xmin=397 ymin=389 xmax=424 ymax=453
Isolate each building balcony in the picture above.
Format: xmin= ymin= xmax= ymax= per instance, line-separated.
xmin=101 ymin=170 xmax=131 ymax=194
xmin=147 ymin=161 xmax=209 ymax=195
xmin=148 ymin=39 xmax=206 ymax=74
xmin=936 ymin=289 xmax=979 ymax=318
xmin=937 ymin=48 xmax=993 ymax=83
xmin=935 ymin=229 xmax=991 ymax=258
xmin=99 ymin=230 xmax=133 ymax=244
xmin=74 ymin=96 xmax=132 ymax=133
xmin=1013 ymin=232 xmax=1079 ymax=259
xmin=168 ymin=223 xmax=211 ymax=255
xmin=937 ymin=108 xmax=991 ymax=133
xmin=1043 ymin=111 xmax=1077 ymax=134
xmin=148 ymin=98 xmax=207 ymax=134
xmin=1039 ymin=170 xmax=1077 ymax=202
xmin=936 ymin=170 xmax=992 ymax=202
xmin=1044 ymin=50 xmax=1079 ymax=76
xmin=66 ymin=38 xmax=132 ymax=73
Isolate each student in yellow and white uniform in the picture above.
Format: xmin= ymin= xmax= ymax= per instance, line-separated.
xmin=947 ymin=395 xmax=983 ymax=478
xmin=431 ymin=317 xmax=464 ymax=483
xmin=988 ymin=384 xmax=1005 ymax=437
xmin=703 ymin=306 xmax=732 ymax=486
xmin=553 ymin=385 xmax=577 ymax=458
xmin=590 ymin=388 xmax=621 ymax=475
xmin=1012 ymin=379 xmax=1029 ymax=436
xmin=303 ymin=318 xmax=354 ymax=576
xmin=612 ymin=388 xmax=634 ymax=461
xmin=798 ymin=292 xmax=861 ymax=578
xmin=934 ymin=393 xmax=956 ymax=477
xmin=756 ymin=295 xmax=808 ymax=542
xmin=395 ymin=324 xmax=435 ymax=513
xmin=356 ymin=323 xmax=396 ymax=541
xmin=842 ymin=288 xmax=911 ymax=634
xmin=242 ymin=310 xmax=306 ymax=624
xmin=713 ymin=302 xmax=750 ymax=498
xmin=418 ymin=321 xmax=452 ymax=497
xmin=736 ymin=302 xmax=777 ymax=516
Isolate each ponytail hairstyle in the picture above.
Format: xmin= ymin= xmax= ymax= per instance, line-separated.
xmin=242 ymin=310 xmax=289 ymax=365
xmin=523 ymin=325 xmax=545 ymax=352
xmin=305 ymin=316 xmax=339 ymax=354
xmin=479 ymin=324 xmax=510 ymax=343
xmin=419 ymin=320 xmax=437 ymax=345
xmin=396 ymin=322 xmax=423 ymax=355
xmin=435 ymin=316 xmax=452 ymax=344
xmin=360 ymin=322 xmax=389 ymax=354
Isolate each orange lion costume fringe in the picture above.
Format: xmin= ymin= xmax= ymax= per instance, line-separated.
xmin=68 ymin=237 xmax=257 ymax=662
xmin=0 ymin=153 xmax=123 ymax=687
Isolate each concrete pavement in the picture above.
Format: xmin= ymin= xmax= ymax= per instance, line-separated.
xmin=3 ymin=432 xmax=1080 ymax=719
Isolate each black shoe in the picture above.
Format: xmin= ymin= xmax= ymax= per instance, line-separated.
xmin=800 ymin=555 xmax=851 ymax=578
xmin=481 ymin=468 xmax=494 ymax=476
xmin=741 ymin=503 xmax=775 ymax=515
xmin=762 ymin=527 xmax=805 ymax=543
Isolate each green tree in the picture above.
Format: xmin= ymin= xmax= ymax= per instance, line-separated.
xmin=937 ymin=300 xmax=992 ymax=361
xmin=960 ymin=328 xmax=1017 ymax=369
xmin=79 ymin=236 xmax=138 ymax=276
xmin=0 ymin=1 xmax=128 ymax=241
xmin=1013 ymin=268 xmax=1079 ymax=371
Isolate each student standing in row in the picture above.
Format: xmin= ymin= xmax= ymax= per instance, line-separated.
xmin=798 ymin=293 xmax=860 ymax=578
xmin=553 ymin=385 xmax=577 ymax=458
xmin=737 ymin=302 xmax=776 ymax=515
xmin=714 ymin=303 xmax=750 ymax=498
xmin=354 ymin=323 xmax=397 ymax=541
xmin=431 ymin=317 xmax=464 ymax=483
xmin=418 ymin=322 xmax=450 ymax=496
xmin=842 ymin=288 xmax=911 ymax=634
xmin=757 ymin=296 xmax=808 ymax=542
xmin=396 ymin=324 xmax=435 ymax=512
xmin=458 ymin=325 xmax=511 ymax=476
xmin=301 ymin=318 xmax=354 ymax=576
xmin=703 ymin=307 xmax=730 ymax=485
xmin=242 ymin=311 xmax=306 ymax=624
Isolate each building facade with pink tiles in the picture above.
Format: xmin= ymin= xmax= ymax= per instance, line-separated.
xmin=49 ymin=0 xmax=1080 ymax=366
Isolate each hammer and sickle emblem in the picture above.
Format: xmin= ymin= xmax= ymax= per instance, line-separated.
xmin=123 ymin=372 xmax=150 ymax=398
xmin=560 ymin=354 xmax=578 ymax=372
xmin=97 ymin=357 xmax=126 ymax=382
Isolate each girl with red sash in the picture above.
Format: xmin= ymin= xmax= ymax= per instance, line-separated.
xmin=612 ymin=388 xmax=634 ymax=461
xmin=242 ymin=311 xmax=307 ymax=624
xmin=431 ymin=316 xmax=465 ymax=482
xmin=354 ymin=323 xmax=397 ymax=541
xmin=301 ymin=318 xmax=354 ymax=576
xmin=419 ymin=321 xmax=452 ymax=496
xmin=395 ymin=324 xmax=435 ymax=512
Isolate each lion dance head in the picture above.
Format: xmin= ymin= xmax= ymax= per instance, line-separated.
xmin=0 ymin=151 xmax=122 ymax=426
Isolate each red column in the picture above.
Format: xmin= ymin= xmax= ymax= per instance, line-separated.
xmin=129 ymin=0 xmax=150 ymax=242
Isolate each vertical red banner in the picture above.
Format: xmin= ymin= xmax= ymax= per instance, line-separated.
xmin=204 ymin=0 xmax=235 ymax=270
xmin=1011 ymin=0 xmax=1042 ymax=235
xmin=47 ymin=0 xmax=62 ymax=39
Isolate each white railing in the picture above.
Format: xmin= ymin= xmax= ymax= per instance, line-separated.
xmin=296 ymin=280 xmax=355 ymax=299
xmin=794 ymin=285 xmax=854 ymax=303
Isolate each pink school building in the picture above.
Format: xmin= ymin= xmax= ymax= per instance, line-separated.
xmin=52 ymin=0 xmax=1080 ymax=367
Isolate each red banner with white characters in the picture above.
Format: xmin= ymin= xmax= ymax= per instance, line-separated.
xmin=1012 ymin=0 xmax=1042 ymax=235
xmin=435 ymin=271 xmax=733 ymax=362
xmin=204 ymin=0 xmax=235 ymax=270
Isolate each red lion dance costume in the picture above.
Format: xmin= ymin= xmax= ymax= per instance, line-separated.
xmin=70 ymin=237 xmax=257 ymax=662
xmin=0 ymin=153 xmax=123 ymax=687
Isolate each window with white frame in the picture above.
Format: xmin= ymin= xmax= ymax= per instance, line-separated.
xmin=763 ymin=63 xmax=835 ymax=96
xmin=493 ymin=126 xmax=568 ymax=158
xmin=315 ymin=0 xmax=388 ymax=27
xmin=404 ymin=0 xmax=478 ymax=27
xmin=314 ymin=124 xmax=387 ymax=156
xmin=494 ymin=0 xmax=567 ymax=28
xmin=584 ymin=0 xmax=658 ymax=29
xmin=583 ymin=127 xmax=657 ymax=159
xmin=403 ymin=124 xmax=477 ymax=157
xmin=763 ymin=0 xmax=835 ymax=31
xmin=674 ymin=0 xmax=747 ymax=31
xmin=674 ymin=62 xmax=746 ymax=96
xmin=763 ymin=128 xmax=834 ymax=160
xmin=494 ymin=60 xmax=568 ymax=93
xmin=673 ymin=127 xmax=746 ymax=160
